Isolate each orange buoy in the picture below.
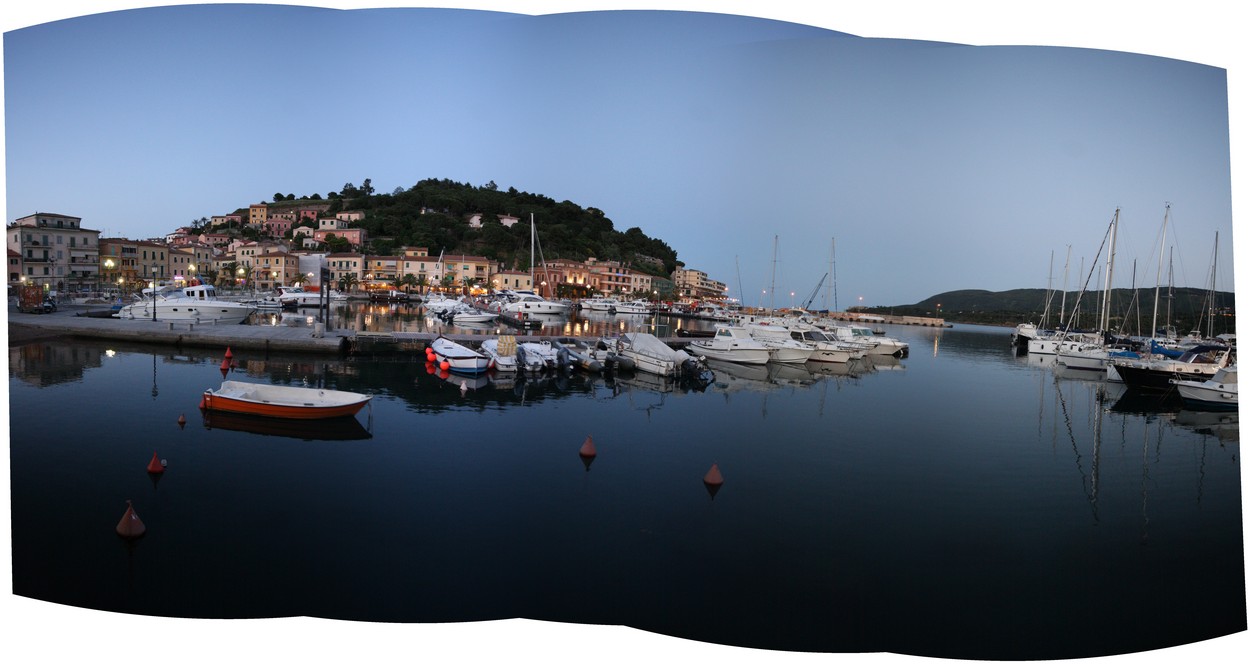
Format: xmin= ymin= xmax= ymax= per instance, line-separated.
xmin=220 ymin=357 xmax=231 ymax=371
xmin=703 ymin=463 xmax=724 ymax=486
xmin=224 ymin=347 xmax=233 ymax=360
xmin=115 ymin=500 xmax=146 ymax=539
xmin=578 ymin=435 xmax=597 ymax=459
xmin=147 ymin=451 xmax=165 ymax=474
xmin=439 ymin=360 xmax=450 ymax=371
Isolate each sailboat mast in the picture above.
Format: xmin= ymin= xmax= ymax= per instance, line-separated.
xmin=826 ymin=238 xmax=836 ymax=312
xmin=1059 ymin=245 xmax=1071 ymax=327
xmin=769 ymin=235 xmax=778 ymax=312
xmin=529 ymin=213 xmax=535 ymax=286
xmin=1099 ymin=208 xmax=1119 ymax=333
xmin=1208 ymin=231 xmax=1219 ymax=338
xmin=1150 ymin=204 xmax=1169 ymax=339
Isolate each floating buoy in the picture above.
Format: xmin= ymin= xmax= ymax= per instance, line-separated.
xmin=220 ymin=357 xmax=230 ymax=371
xmin=579 ymin=435 xmax=597 ymax=459
xmin=439 ymin=360 xmax=450 ymax=371
xmin=177 ymin=413 xmax=186 ymax=428
xmin=224 ymin=347 xmax=233 ymax=360
xmin=147 ymin=451 xmax=165 ymax=474
xmin=115 ymin=500 xmax=146 ymax=539
xmin=703 ymin=463 xmax=724 ymax=486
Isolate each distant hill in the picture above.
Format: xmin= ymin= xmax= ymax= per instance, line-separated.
xmin=864 ymin=287 xmax=1235 ymax=334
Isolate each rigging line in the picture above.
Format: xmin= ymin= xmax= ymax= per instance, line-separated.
xmin=1059 ymin=212 xmax=1116 ymax=338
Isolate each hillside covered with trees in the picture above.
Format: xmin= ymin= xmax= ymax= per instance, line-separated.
xmin=255 ymin=178 xmax=681 ymax=279
xmin=858 ymin=287 xmax=1235 ymax=336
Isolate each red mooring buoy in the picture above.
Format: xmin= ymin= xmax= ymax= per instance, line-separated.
xmin=147 ymin=451 xmax=165 ymax=474
xmin=224 ymin=347 xmax=233 ymax=360
xmin=579 ymin=435 xmax=597 ymax=459
xmin=220 ymin=357 xmax=231 ymax=371
xmin=116 ymin=500 xmax=146 ymax=539
xmin=703 ymin=463 xmax=724 ymax=486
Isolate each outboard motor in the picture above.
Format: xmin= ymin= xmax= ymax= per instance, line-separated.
xmin=556 ymin=346 xmax=572 ymax=371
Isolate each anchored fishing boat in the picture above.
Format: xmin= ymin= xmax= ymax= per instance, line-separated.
xmin=200 ymin=380 xmax=372 ymax=419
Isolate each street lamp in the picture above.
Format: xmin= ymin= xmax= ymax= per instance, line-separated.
xmin=151 ymin=267 xmax=159 ymax=321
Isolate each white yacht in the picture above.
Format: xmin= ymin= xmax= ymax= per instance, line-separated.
xmin=502 ymin=290 xmax=570 ymax=315
xmin=116 ymin=284 xmax=256 ymax=324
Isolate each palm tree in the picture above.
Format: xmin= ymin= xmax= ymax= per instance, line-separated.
xmin=219 ymin=261 xmax=238 ymax=289
xmin=416 ymin=274 xmax=429 ymax=296
xmin=399 ymin=273 xmax=419 ymax=295
xmin=290 ymin=272 xmax=310 ymax=288
xmin=338 ymin=273 xmax=360 ymax=293
xmin=460 ymin=276 xmax=478 ymax=296
xmin=440 ymin=274 xmax=457 ymax=293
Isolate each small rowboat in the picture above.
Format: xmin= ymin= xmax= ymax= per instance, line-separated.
xmin=429 ymin=335 xmax=493 ymax=374
xmin=200 ymin=380 xmax=372 ymax=419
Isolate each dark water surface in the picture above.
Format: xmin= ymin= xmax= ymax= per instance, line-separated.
xmin=7 ymin=322 xmax=1245 ymax=659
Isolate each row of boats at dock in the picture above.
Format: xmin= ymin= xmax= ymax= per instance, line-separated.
xmin=1013 ymin=324 xmax=1237 ymax=412
xmin=425 ymin=311 xmax=909 ymax=385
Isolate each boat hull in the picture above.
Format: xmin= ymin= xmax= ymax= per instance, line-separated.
xmin=1174 ymin=382 xmax=1238 ymax=411
xmin=201 ymin=383 xmax=371 ymax=420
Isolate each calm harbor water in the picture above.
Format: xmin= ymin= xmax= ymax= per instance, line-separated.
xmin=7 ymin=317 xmax=1245 ymax=660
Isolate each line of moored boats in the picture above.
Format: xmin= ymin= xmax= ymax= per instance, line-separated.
xmin=1012 ymin=322 xmax=1237 ymax=412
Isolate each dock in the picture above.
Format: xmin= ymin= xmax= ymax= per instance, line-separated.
xmin=4 ymin=302 xmax=695 ymax=355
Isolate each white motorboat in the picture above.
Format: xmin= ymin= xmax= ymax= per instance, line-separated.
xmin=580 ymin=297 xmax=618 ymax=312
xmin=429 ymin=336 xmax=493 ymax=374
xmin=273 ymin=285 xmax=327 ymax=308
xmin=480 ymin=336 xmax=520 ymax=373
xmin=502 ymin=290 xmax=570 ymax=315
xmin=612 ymin=299 xmax=653 ymax=315
xmin=785 ymin=325 xmax=864 ymax=363
xmin=687 ymin=325 xmax=773 ymax=365
xmin=836 ymin=323 xmax=908 ymax=357
xmin=743 ymin=322 xmax=815 ymax=364
xmin=116 ymin=284 xmax=257 ymax=324
xmin=1172 ymin=365 xmax=1238 ymax=411
xmin=441 ymin=303 xmax=498 ymax=325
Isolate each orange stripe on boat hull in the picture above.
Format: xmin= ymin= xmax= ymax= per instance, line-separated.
xmin=201 ymin=393 xmax=369 ymax=420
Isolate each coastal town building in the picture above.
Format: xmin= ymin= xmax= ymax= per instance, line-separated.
xmin=7 ymin=213 xmax=103 ymax=292
xmin=672 ymin=266 xmax=727 ymax=304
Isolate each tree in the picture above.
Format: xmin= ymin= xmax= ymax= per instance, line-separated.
xmin=290 ymin=272 xmax=310 ymax=288
xmin=399 ymin=273 xmax=419 ymax=294
xmin=337 ymin=273 xmax=360 ymax=293
xmin=361 ymin=178 xmax=374 ymax=196
xmin=273 ymin=193 xmax=285 ymax=202
xmin=416 ymin=274 xmax=429 ymax=295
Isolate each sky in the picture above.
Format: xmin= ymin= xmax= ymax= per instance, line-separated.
xmin=3 ymin=1 xmax=1241 ymax=310
xmin=2 ymin=3 xmax=1246 ymax=663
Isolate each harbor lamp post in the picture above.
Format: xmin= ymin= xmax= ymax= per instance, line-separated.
xmin=103 ymin=258 xmax=115 ymax=292
xmin=151 ymin=267 xmax=159 ymax=321
xmin=188 ymin=263 xmax=196 ymax=285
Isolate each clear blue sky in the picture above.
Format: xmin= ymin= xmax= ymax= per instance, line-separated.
xmin=3 ymin=3 xmax=1240 ymax=309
